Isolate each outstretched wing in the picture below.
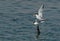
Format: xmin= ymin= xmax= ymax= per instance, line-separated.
xmin=38 ymin=4 xmax=44 ymax=18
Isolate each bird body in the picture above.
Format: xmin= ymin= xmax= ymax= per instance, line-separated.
xmin=35 ymin=14 xmax=44 ymax=21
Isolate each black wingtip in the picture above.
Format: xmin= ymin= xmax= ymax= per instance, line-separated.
xmin=42 ymin=4 xmax=44 ymax=8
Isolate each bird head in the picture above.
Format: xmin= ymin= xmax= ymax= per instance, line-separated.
xmin=33 ymin=12 xmax=38 ymax=17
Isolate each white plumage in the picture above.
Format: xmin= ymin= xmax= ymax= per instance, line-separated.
xmin=33 ymin=20 xmax=39 ymax=25
xmin=35 ymin=4 xmax=44 ymax=21
xmin=33 ymin=4 xmax=45 ymax=25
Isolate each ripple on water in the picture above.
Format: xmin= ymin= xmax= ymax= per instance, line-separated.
xmin=49 ymin=7 xmax=58 ymax=9
xmin=0 ymin=0 xmax=60 ymax=41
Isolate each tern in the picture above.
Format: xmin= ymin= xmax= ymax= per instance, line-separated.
xmin=33 ymin=4 xmax=45 ymax=24
xmin=33 ymin=4 xmax=45 ymax=40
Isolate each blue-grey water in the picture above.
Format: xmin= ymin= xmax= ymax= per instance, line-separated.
xmin=0 ymin=0 xmax=60 ymax=41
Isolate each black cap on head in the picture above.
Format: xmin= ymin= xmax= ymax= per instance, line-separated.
xmin=35 ymin=12 xmax=38 ymax=14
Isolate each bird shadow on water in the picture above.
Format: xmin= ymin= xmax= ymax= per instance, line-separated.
xmin=33 ymin=25 xmax=41 ymax=41
xmin=33 ymin=18 xmax=54 ymax=41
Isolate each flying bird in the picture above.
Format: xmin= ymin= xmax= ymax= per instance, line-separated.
xmin=33 ymin=4 xmax=45 ymax=40
xmin=33 ymin=4 xmax=45 ymax=24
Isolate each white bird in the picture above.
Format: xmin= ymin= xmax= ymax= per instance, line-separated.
xmin=36 ymin=4 xmax=44 ymax=20
xmin=33 ymin=4 xmax=45 ymax=25
xmin=33 ymin=4 xmax=45 ymax=39
xmin=34 ymin=4 xmax=45 ymax=24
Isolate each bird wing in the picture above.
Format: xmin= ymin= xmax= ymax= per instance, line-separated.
xmin=33 ymin=20 xmax=39 ymax=25
xmin=38 ymin=4 xmax=43 ymax=18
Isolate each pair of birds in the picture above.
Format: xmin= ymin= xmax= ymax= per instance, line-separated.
xmin=33 ymin=4 xmax=45 ymax=25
